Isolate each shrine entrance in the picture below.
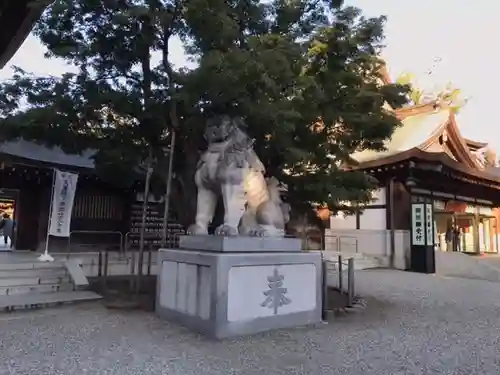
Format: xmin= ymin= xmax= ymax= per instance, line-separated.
xmin=0 ymin=188 xmax=19 ymax=251
xmin=434 ymin=200 xmax=498 ymax=254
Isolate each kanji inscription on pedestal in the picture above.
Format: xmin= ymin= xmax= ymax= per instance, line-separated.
xmin=260 ymin=267 xmax=292 ymax=314
xmin=227 ymin=263 xmax=316 ymax=322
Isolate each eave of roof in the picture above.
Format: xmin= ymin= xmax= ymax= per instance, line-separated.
xmin=0 ymin=139 xmax=95 ymax=170
xmin=348 ymin=147 xmax=500 ymax=185
xmin=445 ymin=112 xmax=483 ymax=170
xmin=464 ymin=137 xmax=488 ymax=151
xmin=0 ymin=0 xmax=52 ymax=69
xmin=350 ymin=108 xmax=450 ymax=165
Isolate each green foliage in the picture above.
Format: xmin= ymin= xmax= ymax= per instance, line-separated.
xmin=395 ymin=72 xmax=423 ymax=105
xmin=0 ymin=0 xmax=409 ymax=219
xmin=438 ymin=83 xmax=468 ymax=114
xmin=396 ymin=72 xmax=467 ymax=113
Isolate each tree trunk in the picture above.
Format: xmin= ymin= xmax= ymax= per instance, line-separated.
xmin=174 ymin=139 xmax=198 ymax=229
xmin=159 ymin=5 xmax=182 ymax=241
xmin=161 ymin=129 xmax=176 ymax=247
xmin=136 ymin=14 xmax=154 ymax=295
xmin=136 ymin=162 xmax=153 ymax=295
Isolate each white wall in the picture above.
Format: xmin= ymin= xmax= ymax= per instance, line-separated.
xmin=368 ymin=188 xmax=386 ymax=206
xmin=359 ymin=208 xmax=386 ymax=230
xmin=330 ymin=213 xmax=356 ymax=229
xmin=330 ymin=188 xmax=387 ymax=230
xmin=360 ymin=187 xmax=387 ymax=229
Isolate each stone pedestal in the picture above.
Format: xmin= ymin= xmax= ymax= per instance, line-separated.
xmin=156 ymin=236 xmax=322 ymax=339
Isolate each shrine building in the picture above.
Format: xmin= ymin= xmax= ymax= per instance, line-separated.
xmin=327 ymin=67 xmax=500 ymax=271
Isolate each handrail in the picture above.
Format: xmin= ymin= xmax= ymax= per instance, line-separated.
xmin=124 ymin=231 xmax=181 ymax=292
xmin=312 ymin=234 xmax=356 ymax=318
xmin=124 ymin=230 xmax=184 ymax=253
xmin=67 ymin=230 xmax=124 ymax=292
xmin=319 ymin=234 xmax=359 ymax=253
xmin=322 ymin=254 xmax=355 ymax=309
xmin=305 ymin=233 xmax=327 ymax=251
xmin=338 ymin=235 xmax=358 ymax=253
xmin=124 ymin=231 xmax=162 ymax=251
xmin=68 ymin=230 xmax=124 ymax=256
xmin=322 ymin=234 xmax=339 ymax=251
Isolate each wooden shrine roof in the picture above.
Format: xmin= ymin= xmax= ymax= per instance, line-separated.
xmin=0 ymin=139 xmax=95 ymax=169
xmin=351 ymin=147 xmax=500 ymax=184
xmin=464 ymin=137 xmax=488 ymax=152
xmin=348 ymin=107 xmax=500 ymax=185
xmin=351 ymin=108 xmax=450 ymax=165
xmin=349 ymin=64 xmax=500 ymax=184
xmin=0 ymin=0 xmax=52 ymax=69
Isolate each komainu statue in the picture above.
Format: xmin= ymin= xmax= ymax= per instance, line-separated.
xmin=187 ymin=116 xmax=291 ymax=237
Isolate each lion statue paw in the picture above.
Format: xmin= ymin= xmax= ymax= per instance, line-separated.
xmin=215 ymin=224 xmax=239 ymax=237
xmin=187 ymin=224 xmax=208 ymax=236
xmin=248 ymin=227 xmax=270 ymax=237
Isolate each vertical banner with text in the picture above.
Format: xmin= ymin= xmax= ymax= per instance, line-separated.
xmin=425 ymin=204 xmax=434 ymax=246
xmin=48 ymin=169 xmax=78 ymax=237
xmin=411 ymin=203 xmax=425 ymax=245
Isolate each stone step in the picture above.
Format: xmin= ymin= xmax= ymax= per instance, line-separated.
xmin=322 ymin=251 xmax=365 ymax=259
xmin=54 ymin=256 xmax=131 ymax=269
xmin=0 ymin=261 xmax=66 ymax=271
xmin=69 ymin=256 xmax=129 ymax=263
xmin=0 ymin=267 xmax=68 ymax=279
xmin=0 ymin=282 xmax=74 ymax=296
xmin=52 ymin=252 xmax=130 ymax=261
xmin=0 ymin=290 xmax=102 ymax=310
xmin=0 ymin=275 xmax=70 ymax=287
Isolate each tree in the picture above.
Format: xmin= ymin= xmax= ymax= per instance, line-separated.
xmin=181 ymin=0 xmax=409 ymax=216
xmin=0 ymin=0 xmax=187 ymax=292
xmin=0 ymin=0 xmax=409 ymax=233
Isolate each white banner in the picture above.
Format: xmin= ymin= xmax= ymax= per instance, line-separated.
xmin=48 ymin=169 xmax=78 ymax=237
xmin=425 ymin=204 xmax=434 ymax=246
xmin=411 ymin=204 xmax=425 ymax=246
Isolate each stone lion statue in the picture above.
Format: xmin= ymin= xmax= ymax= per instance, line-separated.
xmin=187 ymin=115 xmax=290 ymax=237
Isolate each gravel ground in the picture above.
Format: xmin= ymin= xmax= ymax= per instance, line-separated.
xmin=2 ymin=269 xmax=500 ymax=375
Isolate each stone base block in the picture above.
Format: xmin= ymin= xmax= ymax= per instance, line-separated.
xmin=179 ymin=235 xmax=302 ymax=252
xmin=156 ymin=249 xmax=322 ymax=339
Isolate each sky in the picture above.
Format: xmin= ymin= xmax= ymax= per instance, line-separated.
xmin=0 ymin=0 xmax=498 ymax=150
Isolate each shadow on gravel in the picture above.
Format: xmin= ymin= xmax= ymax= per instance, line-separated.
xmin=90 ymin=274 xmax=402 ymax=330
xmin=89 ymin=276 xmax=157 ymax=312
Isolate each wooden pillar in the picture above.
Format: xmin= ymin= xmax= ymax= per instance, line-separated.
xmin=17 ymin=188 xmax=42 ymax=250
xmin=409 ymin=194 xmax=435 ymax=273
xmin=388 ymin=179 xmax=396 ymax=268
xmin=473 ymin=208 xmax=480 ymax=254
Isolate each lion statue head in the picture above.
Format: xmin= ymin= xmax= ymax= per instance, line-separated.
xmin=204 ymin=115 xmax=249 ymax=144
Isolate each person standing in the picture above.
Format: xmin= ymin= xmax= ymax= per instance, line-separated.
xmin=444 ymin=226 xmax=455 ymax=251
xmin=456 ymin=227 xmax=463 ymax=252
xmin=453 ymin=225 xmax=462 ymax=252
xmin=2 ymin=213 xmax=15 ymax=249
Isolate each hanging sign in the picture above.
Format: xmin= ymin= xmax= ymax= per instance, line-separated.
xmin=48 ymin=169 xmax=79 ymax=237
xmin=479 ymin=206 xmax=493 ymax=215
xmin=425 ymin=204 xmax=434 ymax=246
xmin=445 ymin=201 xmax=467 ymax=213
xmin=433 ymin=200 xmax=446 ymax=211
xmin=411 ymin=204 xmax=425 ymax=246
